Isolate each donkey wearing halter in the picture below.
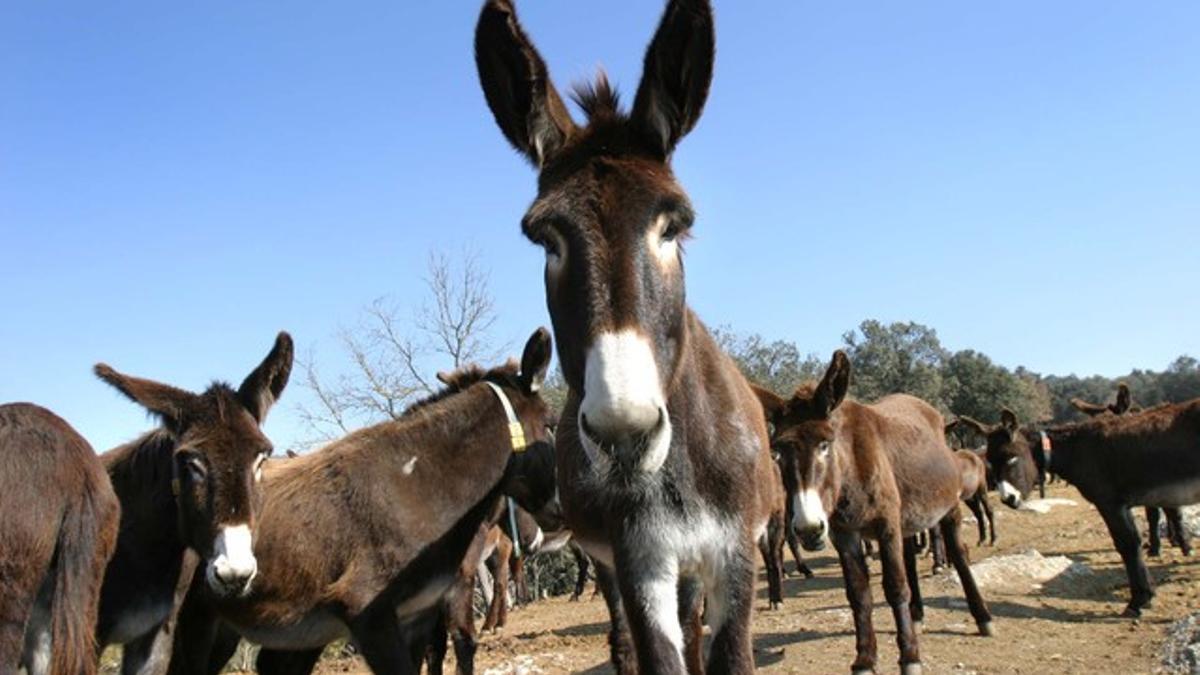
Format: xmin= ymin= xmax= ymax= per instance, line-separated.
xmin=168 ymin=329 xmax=559 ymax=675
xmin=756 ymin=352 xmax=993 ymax=675
xmin=961 ymin=402 xmax=1200 ymax=617
xmin=101 ymin=333 xmax=294 ymax=675
xmin=476 ymin=1 xmax=777 ymax=671
xmin=1069 ymin=385 xmax=1191 ymax=556
xmin=2 ymin=404 xmax=120 ymax=675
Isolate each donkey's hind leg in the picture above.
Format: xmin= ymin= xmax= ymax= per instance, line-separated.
xmin=786 ymin=529 xmax=814 ymax=578
xmin=940 ymin=507 xmax=994 ymax=636
xmin=966 ymin=495 xmax=988 ymax=547
xmin=1165 ymin=507 xmax=1192 ymax=555
xmin=903 ymin=536 xmax=924 ymax=631
xmin=1146 ymin=507 xmax=1164 ymax=557
xmin=758 ymin=511 xmax=785 ymax=609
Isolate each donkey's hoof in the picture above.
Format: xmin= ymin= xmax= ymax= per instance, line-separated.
xmin=979 ymin=621 xmax=996 ymax=637
xmin=851 ymin=669 xmax=875 ymax=675
xmin=900 ymin=663 xmax=922 ymax=675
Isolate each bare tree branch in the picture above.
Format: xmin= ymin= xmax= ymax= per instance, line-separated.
xmin=292 ymin=246 xmax=502 ymax=450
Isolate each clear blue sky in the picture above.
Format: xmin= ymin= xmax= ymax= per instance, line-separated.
xmin=3 ymin=2 xmax=1197 ymax=453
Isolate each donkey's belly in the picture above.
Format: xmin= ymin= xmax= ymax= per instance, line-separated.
xmin=1135 ymin=478 xmax=1200 ymax=508
xmin=234 ymin=611 xmax=349 ymax=651
xmin=106 ymin=596 xmax=173 ymax=645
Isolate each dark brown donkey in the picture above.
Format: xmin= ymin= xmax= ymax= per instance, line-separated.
xmin=960 ymin=402 xmax=1200 ymax=617
xmin=98 ymin=333 xmax=293 ymax=675
xmin=756 ymin=352 xmax=994 ymax=675
xmin=476 ymin=2 xmax=778 ymax=672
xmin=1070 ymin=385 xmax=1191 ymax=556
xmin=169 ymin=329 xmax=558 ymax=675
xmin=2 ymin=404 xmax=120 ymax=675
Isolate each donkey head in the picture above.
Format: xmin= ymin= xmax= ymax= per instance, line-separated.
xmin=753 ymin=351 xmax=852 ymax=551
xmin=476 ymin=0 xmax=714 ymax=476
xmin=956 ymin=409 xmax=1037 ymax=509
xmin=95 ymin=332 xmax=293 ymax=597
xmin=498 ymin=328 xmax=559 ymax=518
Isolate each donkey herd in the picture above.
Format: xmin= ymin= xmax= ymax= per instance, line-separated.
xmin=3 ymin=1 xmax=1198 ymax=674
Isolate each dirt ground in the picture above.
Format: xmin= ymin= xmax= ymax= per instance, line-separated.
xmin=299 ymin=482 xmax=1199 ymax=674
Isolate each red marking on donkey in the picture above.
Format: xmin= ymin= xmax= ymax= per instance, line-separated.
xmin=2 ymin=404 xmax=120 ymax=675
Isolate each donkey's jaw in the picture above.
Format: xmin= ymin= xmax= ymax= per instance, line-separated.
xmin=207 ymin=523 xmax=258 ymax=597
xmin=578 ymin=330 xmax=672 ymax=474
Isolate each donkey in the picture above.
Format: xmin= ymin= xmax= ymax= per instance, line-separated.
xmin=755 ymin=352 xmax=993 ymax=675
xmin=98 ymin=332 xmax=293 ymax=675
xmin=476 ymin=2 xmax=779 ymax=671
xmin=169 ymin=329 xmax=559 ymax=675
xmin=1070 ymin=386 xmax=1191 ymax=556
xmin=2 ymin=404 xmax=121 ymax=675
xmin=943 ymin=423 xmax=997 ymax=547
xmin=959 ymin=403 xmax=1200 ymax=617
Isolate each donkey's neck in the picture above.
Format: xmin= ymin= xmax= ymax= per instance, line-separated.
xmin=97 ymin=429 xmax=187 ymax=642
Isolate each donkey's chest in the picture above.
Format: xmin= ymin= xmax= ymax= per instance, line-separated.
xmin=579 ymin=508 xmax=741 ymax=576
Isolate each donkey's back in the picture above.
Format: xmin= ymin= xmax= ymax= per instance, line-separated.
xmin=0 ymin=403 xmax=120 ymax=675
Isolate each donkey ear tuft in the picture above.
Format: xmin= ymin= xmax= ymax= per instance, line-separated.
xmin=237 ymin=332 xmax=294 ymax=424
xmin=999 ymin=408 xmax=1020 ymax=433
xmin=436 ymin=371 xmax=454 ymax=385
xmin=814 ymin=350 xmax=851 ymax=417
xmin=519 ymin=327 xmax=553 ymax=393
xmin=631 ymin=0 xmax=715 ymax=158
xmin=749 ymin=382 xmax=786 ymax=426
xmin=475 ymin=0 xmax=577 ymax=167
xmin=94 ymin=363 xmax=195 ymax=433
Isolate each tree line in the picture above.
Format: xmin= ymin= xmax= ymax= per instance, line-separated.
xmin=717 ymin=319 xmax=1200 ymax=427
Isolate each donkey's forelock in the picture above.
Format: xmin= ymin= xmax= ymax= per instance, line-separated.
xmin=570 ymin=73 xmax=622 ymax=123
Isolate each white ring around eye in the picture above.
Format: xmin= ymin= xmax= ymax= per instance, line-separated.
xmin=544 ymin=230 xmax=566 ymax=274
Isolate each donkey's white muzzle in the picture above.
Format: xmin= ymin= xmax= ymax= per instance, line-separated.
xmin=207 ymin=523 xmax=258 ymax=596
xmin=579 ymin=331 xmax=671 ymax=473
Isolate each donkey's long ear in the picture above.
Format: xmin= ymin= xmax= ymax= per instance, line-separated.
xmin=956 ymin=416 xmax=991 ymax=437
xmin=519 ymin=327 xmax=553 ymax=394
xmin=1113 ymin=383 xmax=1133 ymax=415
xmin=237 ymin=332 xmax=294 ymax=424
xmin=631 ymin=0 xmax=715 ymax=158
xmin=94 ymin=364 xmax=196 ymax=433
xmin=999 ymin=408 xmax=1020 ymax=434
xmin=813 ymin=350 xmax=851 ymax=417
xmin=1069 ymin=397 xmax=1108 ymax=417
xmin=749 ymin=383 xmax=786 ymax=427
xmin=475 ymin=0 xmax=577 ymax=167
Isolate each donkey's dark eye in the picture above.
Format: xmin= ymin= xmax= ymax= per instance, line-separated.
xmin=661 ymin=221 xmax=682 ymax=242
xmin=179 ymin=454 xmax=207 ymax=480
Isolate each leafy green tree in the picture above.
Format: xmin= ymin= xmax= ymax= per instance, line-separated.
xmin=841 ymin=320 xmax=947 ymax=405
xmin=713 ymin=326 xmax=824 ymax=395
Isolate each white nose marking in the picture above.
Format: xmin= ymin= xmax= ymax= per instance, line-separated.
xmin=578 ymin=331 xmax=673 ymax=473
xmin=210 ymin=524 xmax=257 ymax=588
xmin=581 ymin=330 xmax=664 ymax=436
xmin=791 ymin=489 xmax=826 ymax=532
xmin=998 ymin=480 xmax=1021 ymax=505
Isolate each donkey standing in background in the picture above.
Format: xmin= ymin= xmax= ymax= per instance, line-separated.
xmin=1069 ymin=385 xmax=1192 ymax=556
xmin=962 ymin=403 xmax=1200 ymax=617
xmin=476 ymin=1 xmax=778 ymax=671
xmin=169 ymin=329 xmax=559 ymax=674
xmin=2 ymin=404 xmax=121 ymax=675
xmin=756 ymin=352 xmax=993 ymax=675
xmin=102 ymin=333 xmax=294 ymax=675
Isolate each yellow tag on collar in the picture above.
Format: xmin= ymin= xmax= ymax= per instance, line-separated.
xmin=509 ymin=421 xmax=528 ymax=453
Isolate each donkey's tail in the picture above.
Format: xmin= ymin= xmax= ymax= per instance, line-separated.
xmin=50 ymin=478 xmax=117 ymax=675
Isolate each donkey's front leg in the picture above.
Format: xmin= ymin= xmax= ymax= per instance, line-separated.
xmin=704 ymin=546 xmax=757 ymax=675
xmin=595 ymin=562 xmax=637 ymax=675
xmin=615 ymin=553 xmax=687 ymax=675
xmin=832 ymin=529 xmax=877 ymax=675
xmin=877 ymin=527 xmax=920 ymax=674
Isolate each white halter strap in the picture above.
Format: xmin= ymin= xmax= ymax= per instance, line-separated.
xmin=484 ymin=381 xmax=528 ymax=453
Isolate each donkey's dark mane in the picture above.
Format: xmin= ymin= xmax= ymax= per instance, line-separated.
xmin=403 ymin=362 xmax=522 ymax=416
xmin=570 ymin=73 xmax=622 ymax=122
